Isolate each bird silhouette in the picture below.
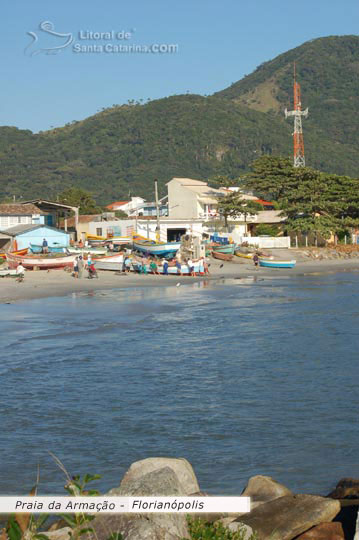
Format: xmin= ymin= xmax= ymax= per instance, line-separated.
xmin=219 ymin=264 xmax=224 ymax=268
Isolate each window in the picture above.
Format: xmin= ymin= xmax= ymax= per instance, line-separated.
xmin=96 ymin=228 xmax=102 ymax=236
xmin=10 ymin=216 xmax=18 ymax=225
xmin=0 ymin=216 xmax=8 ymax=229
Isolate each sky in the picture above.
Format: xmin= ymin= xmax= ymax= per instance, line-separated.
xmin=1 ymin=0 xmax=358 ymax=133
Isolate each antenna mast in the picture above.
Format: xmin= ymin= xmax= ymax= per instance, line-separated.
xmin=285 ymin=63 xmax=308 ymax=167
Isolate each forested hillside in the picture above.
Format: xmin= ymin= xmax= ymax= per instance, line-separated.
xmin=1 ymin=35 xmax=358 ymax=204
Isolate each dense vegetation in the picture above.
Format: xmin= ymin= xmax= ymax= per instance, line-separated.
xmin=1 ymin=36 xmax=358 ymax=205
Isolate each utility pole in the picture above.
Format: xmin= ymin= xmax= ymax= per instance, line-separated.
xmin=285 ymin=64 xmax=308 ymax=167
xmin=154 ymin=179 xmax=161 ymax=243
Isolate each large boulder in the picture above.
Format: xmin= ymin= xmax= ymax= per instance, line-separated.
xmin=236 ymin=494 xmax=340 ymax=540
xmin=110 ymin=457 xmax=199 ymax=496
xmin=216 ymin=518 xmax=254 ymax=539
xmin=294 ymin=522 xmax=344 ymax=539
xmin=88 ymin=466 xmax=189 ymax=540
xmin=241 ymin=475 xmax=292 ymax=509
xmin=328 ymin=478 xmax=359 ymax=499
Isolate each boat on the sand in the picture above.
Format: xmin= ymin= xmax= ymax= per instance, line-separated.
xmin=212 ymin=251 xmax=233 ymax=261
xmin=259 ymin=259 xmax=296 ymax=269
xmin=6 ymin=252 xmax=76 ymax=270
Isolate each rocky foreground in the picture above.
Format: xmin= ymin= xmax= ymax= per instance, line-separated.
xmin=43 ymin=457 xmax=359 ymax=540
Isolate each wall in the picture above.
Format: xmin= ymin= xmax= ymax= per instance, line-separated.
xmin=167 ymin=180 xmax=199 ymax=219
xmin=15 ymin=227 xmax=70 ymax=249
xmin=137 ymin=219 xmax=204 ymax=242
xmin=237 ymin=236 xmax=291 ymax=249
xmin=88 ymin=219 xmax=136 ymax=238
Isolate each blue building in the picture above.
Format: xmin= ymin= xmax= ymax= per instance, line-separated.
xmin=0 ymin=224 xmax=70 ymax=250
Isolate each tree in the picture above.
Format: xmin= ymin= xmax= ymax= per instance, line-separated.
xmin=243 ymin=156 xmax=298 ymax=201
xmin=244 ymin=157 xmax=359 ymax=239
xmin=211 ymin=175 xmax=261 ymax=230
xmin=57 ymin=187 xmax=102 ymax=215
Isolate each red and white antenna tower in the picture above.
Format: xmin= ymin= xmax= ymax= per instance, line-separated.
xmin=285 ymin=64 xmax=308 ymax=167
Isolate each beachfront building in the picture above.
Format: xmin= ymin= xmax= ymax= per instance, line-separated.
xmin=0 ymin=224 xmax=70 ymax=251
xmin=22 ymin=199 xmax=79 ymax=230
xmin=64 ymin=213 xmax=136 ymax=242
xmin=106 ymin=197 xmax=167 ymax=217
xmin=0 ymin=203 xmax=49 ymax=231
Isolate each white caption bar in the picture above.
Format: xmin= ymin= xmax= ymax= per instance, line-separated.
xmin=0 ymin=496 xmax=250 ymax=514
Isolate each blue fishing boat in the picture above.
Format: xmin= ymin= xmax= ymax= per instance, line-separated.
xmin=259 ymin=259 xmax=296 ymax=269
xmin=133 ymin=241 xmax=181 ymax=257
xmin=30 ymin=243 xmax=66 ymax=254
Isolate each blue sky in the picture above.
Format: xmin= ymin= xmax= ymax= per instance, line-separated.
xmin=1 ymin=0 xmax=358 ymax=132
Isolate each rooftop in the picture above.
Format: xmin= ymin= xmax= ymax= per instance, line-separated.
xmin=0 ymin=224 xmax=70 ymax=236
xmin=0 ymin=203 xmax=47 ymax=216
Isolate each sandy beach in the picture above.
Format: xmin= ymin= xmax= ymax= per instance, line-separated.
xmin=1 ymin=250 xmax=359 ymax=303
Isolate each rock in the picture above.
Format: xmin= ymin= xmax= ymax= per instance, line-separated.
xmin=83 ymin=514 xmax=181 ymax=540
xmin=110 ymin=457 xmax=199 ymax=496
xmin=237 ymin=494 xmax=340 ymax=540
xmin=89 ymin=466 xmax=189 ymax=540
xmin=241 ymin=475 xmax=292 ymax=509
xmin=294 ymin=522 xmax=344 ymax=539
xmin=328 ymin=478 xmax=359 ymax=499
xmin=217 ymin=518 xmax=253 ymax=539
xmin=42 ymin=528 xmax=72 ymax=540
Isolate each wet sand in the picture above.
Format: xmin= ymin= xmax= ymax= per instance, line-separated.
xmin=1 ymin=253 xmax=359 ymax=303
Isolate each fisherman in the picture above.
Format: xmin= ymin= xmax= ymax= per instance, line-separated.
xmin=87 ymin=253 xmax=92 ymax=268
xmin=42 ymin=238 xmax=48 ymax=254
xmin=150 ymin=260 xmax=159 ymax=275
xmin=78 ymin=255 xmax=84 ymax=279
xmin=163 ymin=259 xmax=169 ymax=275
xmin=253 ymin=253 xmax=259 ymax=268
xmin=203 ymin=257 xmax=210 ymax=275
xmin=187 ymin=258 xmax=195 ymax=276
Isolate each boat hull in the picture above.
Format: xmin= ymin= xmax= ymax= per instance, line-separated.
xmin=6 ymin=252 xmax=76 ymax=270
xmin=259 ymin=259 xmax=296 ymax=269
xmin=93 ymin=254 xmax=125 ymax=271
xmin=133 ymin=241 xmax=181 ymax=256
xmin=234 ymin=251 xmax=253 ymax=259
xmin=210 ymin=244 xmax=235 ymax=254
xmin=212 ymin=251 xmax=233 ymax=261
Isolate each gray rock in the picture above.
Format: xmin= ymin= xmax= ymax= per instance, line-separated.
xmin=111 ymin=457 xmax=199 ymax=496
xmin=217 ymin=518 xmax=254 ymax=539
xmin=89 ymin=466 xmax=189 ymax=540
xmin=237 ymin=494 xmax=340 ymax=540
xmin=241 ymin=475 xmax=292 ymax=509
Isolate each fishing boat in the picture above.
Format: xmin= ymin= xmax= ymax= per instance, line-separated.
xmin=110 ymin=236 xmax=132 ymax=246
xmin=66 ymin=246 xmax=108 ymax=256
xmin=234 ymin=250 xmax=253 ymax=259
xmin=29 ymin=243 xmax=67 ymax=254
xmin=210 ymin=243 xmax=236 ymax=255
xmin=0 ymin=248 xmax=28 ymax=258
xmin=6 ymin=252 xmax=76 ymax=270
xmin=132 ymin=261 xmax=202 ymax=275
xmin=93 ymin=254 xmax=125 ymax=271
xmin=259 ymin=259 xmax=296 ymax=269
xmin=212 ymin=251 xmax=233 ymax=261
xmin=133 ymin=240 xmax=181 ymax=257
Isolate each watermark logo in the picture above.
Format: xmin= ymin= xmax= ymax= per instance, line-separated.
xmin=25 ymin=21 xmax=178 ymax=56
xmin=25 ymin=21 xmax=74 ymax=56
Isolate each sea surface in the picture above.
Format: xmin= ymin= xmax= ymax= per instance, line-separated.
xmin=1 ymin=272 xmax=359 ymax=496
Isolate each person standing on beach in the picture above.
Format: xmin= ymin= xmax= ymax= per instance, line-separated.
xmin=187 ymin=258 xmax=195 ymax=276
xmin=253 ymin=253 xmax=259 ymax=269
xmin=73 ymin=257 xmax=79 ymax=278
xmin=163 ymin=260 xmax=169 ymax=275
xmin=175 ymin=259 xmax=182 ymax=276
xmin=78 ymin=255 xmax=84 ymax=278
xmin=203 ymin=257 xmax=210 ymax=275
xmin=87 ymin=253 xmax=92 ymax=268
xmin=42 ymin=238 xmax=48 ymax=254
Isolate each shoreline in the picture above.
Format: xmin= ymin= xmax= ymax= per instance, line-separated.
xmin=1 ymin=256 xmax=359 ymax=304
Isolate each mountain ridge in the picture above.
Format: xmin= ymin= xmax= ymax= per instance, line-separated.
xmin=1 ymin=35 xmax=358 ymax=204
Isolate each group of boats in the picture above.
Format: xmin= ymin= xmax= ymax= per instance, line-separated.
xmin=0 ymin=234 xmax=296 ymax=273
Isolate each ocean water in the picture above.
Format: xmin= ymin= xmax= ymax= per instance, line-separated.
xmin=1 ymin=273 xmax=359 ymax=496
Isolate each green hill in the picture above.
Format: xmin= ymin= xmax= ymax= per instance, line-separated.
xmin=1 ymin=35 xmax=358 ymax=204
